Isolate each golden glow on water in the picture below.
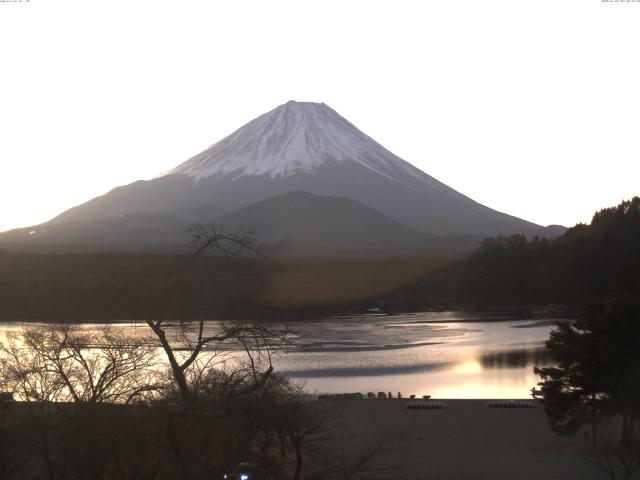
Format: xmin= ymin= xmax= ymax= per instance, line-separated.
xmin=424 ymin=366 xmax=542 ymax=399
xmin=452 ymin=359 xmax=483 ymax=375
xmin=294 ymin=363 xmax=543 ymax=399
xmin=277 ymin=315 xmax=555 ymax=399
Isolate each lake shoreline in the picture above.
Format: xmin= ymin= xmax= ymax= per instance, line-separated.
xmin=0 ymin=303 xmax=581 ymax=324
xmin=1 ymin=313 xmax=556 ymax=399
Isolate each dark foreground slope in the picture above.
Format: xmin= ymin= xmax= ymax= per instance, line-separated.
xmin=2 ymin=400 xmax=602 ymax=480
xmin=337 ymin=399 xmax=599 ymax=479
xmin=386 ymin=197 xmax=640 ymax=309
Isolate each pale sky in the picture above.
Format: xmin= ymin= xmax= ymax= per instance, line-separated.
xmin=1 ymin=0 xmax=639 ymax=232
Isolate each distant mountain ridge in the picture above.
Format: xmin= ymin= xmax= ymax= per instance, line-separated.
xmin=0 ymin=100 xmax=563 ymax=254
xmin=215 ymin=191 xmax=426 ymax=256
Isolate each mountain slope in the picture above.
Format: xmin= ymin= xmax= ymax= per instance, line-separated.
xmin=0 ymin=192 xmax=481 ymax=256
xmin=0 ymin=214 xmax=191 ymax=253
xmin=215 ymin=191 xmax=427 ymax=255
xmin=48 ymin=101 xmax=544 ymax=236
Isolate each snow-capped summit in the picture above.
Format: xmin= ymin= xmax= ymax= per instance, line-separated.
xmin=167 ymin=101 xmax=424 ymax=182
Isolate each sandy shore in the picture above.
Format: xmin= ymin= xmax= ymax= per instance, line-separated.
xmin=330 ymin=399 xmax=603 ymax=480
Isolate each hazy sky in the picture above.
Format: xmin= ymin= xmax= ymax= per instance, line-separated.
xmin=1 ymin=0 xmax=639 ymax=232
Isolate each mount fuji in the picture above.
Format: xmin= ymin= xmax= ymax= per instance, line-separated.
xmin=1 ymin=101 xmax=560 ymax=254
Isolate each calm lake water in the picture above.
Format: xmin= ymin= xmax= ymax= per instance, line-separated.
xmin=0 ymin=311 xmax=558 ymax=399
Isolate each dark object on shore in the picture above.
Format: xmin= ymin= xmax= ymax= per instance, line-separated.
xmin=406 ymin=401 xmax=449 ymax=410
xmin=0 ymin=392 xmax=14 ymax=402
xmin=422 ymin=395 xmax=431 ymax=400
xmin=488 ymin=400 xmax=536 ymax=408
xmin=318 ymin=392 xmax=363 ymax=400
xmin=530 ymin=387 xmax=543 ymax=399
xmin=409 ymin=394 xmax=416 ymax=399
xmin=397 ymin=392 xmax=402 ymax=398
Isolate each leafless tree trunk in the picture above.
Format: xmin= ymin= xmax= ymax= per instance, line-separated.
xmin=586 ymin=417 xmax=640 ymax=480
xmin=588 ymin=442 xmax=640 ymax=480
xmin=145 ymin=223 xmax=270 ymax=404
xmin=141 ymin=224 xmax=295 ymax=479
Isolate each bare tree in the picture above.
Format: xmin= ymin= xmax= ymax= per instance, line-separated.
xmin=0 ymin=324 xmax=165 ymax=404
xmin=0 ymin=324 xmax=168 ymax=480
xmin=147 ymin=318 xmax=282 ymax=405
xmin=140 ymin=224 xmax=297 ymax=480
xmin=252 ymin=384 xmax=392 ymax=480
xmin=144 ymin=223 xmax=277 ymax=404
xmin=587 ymin=440 xmax=640 ymax=480
xmin=287 ymin=396 xmax=333 ymax=480
xmin=307 ymin=433 xmax=393 ymax=480
xmin=1 ymin=331 xmax=66 ymax=403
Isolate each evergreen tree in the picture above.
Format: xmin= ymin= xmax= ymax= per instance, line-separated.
xmin=534 ymin=309 xmax=611 ymax=446
xmin=536 ymin=278 xmax=640 ymax=447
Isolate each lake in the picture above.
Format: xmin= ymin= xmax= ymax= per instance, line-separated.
xmin=0 ymin=311 xmax=558 ymax=399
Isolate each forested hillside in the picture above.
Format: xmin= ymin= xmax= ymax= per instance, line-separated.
xmin=3 ymin=198 xmax=637 ymax=320
xmin=387 ymin=197 xmax=640 ymax=308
